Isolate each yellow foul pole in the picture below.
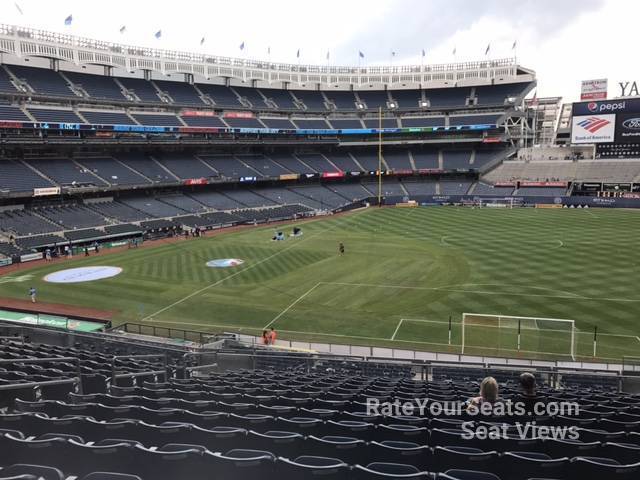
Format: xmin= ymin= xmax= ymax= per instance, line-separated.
xmin=378 ymin=106 xmax=382 ymax=206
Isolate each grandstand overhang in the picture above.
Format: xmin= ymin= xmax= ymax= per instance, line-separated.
xmin=0 ymin=24 xmax=535 ymax=90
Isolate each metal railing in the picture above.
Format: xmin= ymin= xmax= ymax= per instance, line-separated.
xmin=110 ymin=353 xmax=169 ymax=386
xmin=0 ymin=355 xmax=83 ymax=394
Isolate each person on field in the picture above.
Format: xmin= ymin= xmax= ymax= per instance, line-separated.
xmin=84 ymin=246 xmax=90 ymax=257
xmin=339 ymin=242 xmax=345 ymax=255
xmin=29 ymin=287 xmax=37 ymax=303
xmin=269 ymin=327 xmax=277 ymax=345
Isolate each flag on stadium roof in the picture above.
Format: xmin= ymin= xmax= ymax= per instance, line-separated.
xmin=154 ymin=30 xmax=162 ymax=39
xmin=512 ymin=40 xmax=517 ymax=50
xmin=391 ymin=51 xmax=396 ymax=57
xmin=267 ymin=46 xmax=271 ymax=55
xmin=14 ymin=2 xmax=23 ymax=15
xmin=119 ymin=25 xmax=126 ymax=34
xmin=485 ymin=43 xmax=490 ymax=55
xmin=326 ymin=50 xmax=330 ymax=60
xmin=422 ymin=49 xmax=426 ymax=57
xmin=200 ymin=37 xmax=205 ymax=46
xmin=359 ymin=51 xmax=364 ymax=58
xmin=452 ymin=46 xmax=456 ymax=55
xmin=239 ymin=41 xmax=245 ymax=50
xmin=296 ymin=49 xmax=300 ymax=58
xmin=64 ymin=15 xmax=73 ymax=26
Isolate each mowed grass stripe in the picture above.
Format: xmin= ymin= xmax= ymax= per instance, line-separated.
xmin=0 ymin=207 xmax=638 ymax=360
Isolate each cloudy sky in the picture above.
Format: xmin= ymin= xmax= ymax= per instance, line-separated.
xmin=4 ymin=0 xmax=639 ymax=101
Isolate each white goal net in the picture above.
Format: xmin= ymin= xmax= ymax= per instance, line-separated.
xmin=478 ymin=198 xmax=523 ymax=209
xmin=461 ymin=313 xmax=576 ymax=360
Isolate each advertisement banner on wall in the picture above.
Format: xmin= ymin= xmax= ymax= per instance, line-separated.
xmin=572 ymin=98 xmax=640 ymax=116
xmin=580 ymin=79 xmax=608 ymax=100
xmin=224 ymin=111 xmax=254 ymax=118
xmin=520 ymin=181 xmax=568 ymax=187
xmin=33 ymin=187 xmax=61 ymax=197
xmin=20 ymin=252 xmax=43 ymax=263
xmin=571 ymin=114 xmax=616 ymax=144
xmin=614 ymin=113 xmax=640 ymax=143
xmin=183 ymin=178 xmax=208 ymax=185
xmin=181 ymin=110 xmax=215 ymax=117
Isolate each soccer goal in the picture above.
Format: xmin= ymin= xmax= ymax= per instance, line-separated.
xmin=461 ymin=313 xmax=576 ymax=360
xmin=478 ymin=198 xmax=523 ymax=209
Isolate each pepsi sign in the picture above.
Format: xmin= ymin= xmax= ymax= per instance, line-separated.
xmin=574 ymin=98 xmax=640 ymax=115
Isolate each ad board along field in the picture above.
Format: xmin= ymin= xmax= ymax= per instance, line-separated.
xmin=0 ymin=206 xmax=639 ymax=361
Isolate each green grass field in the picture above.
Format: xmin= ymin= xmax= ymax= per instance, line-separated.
xmin=1 ymin=206 xmax=640 ymax=361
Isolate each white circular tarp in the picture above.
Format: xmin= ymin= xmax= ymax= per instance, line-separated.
xmin=44 ymin=266 xmax=123 ymax=283
xmin=206 ymin=259 xmax=245 ymax=268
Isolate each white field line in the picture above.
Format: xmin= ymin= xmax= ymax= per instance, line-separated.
xmin=141 ymin=212 xmax=359 ymax=322
xmin=321 ymin=281 xmax=640 ymax=303
xmin=401 ymin=317 xmax=571 ymax=334
xmin=401 ymin=318 xmax=453 ymax=324
xmin=433 ymin=284 xmax=582 ymax=299
xmin=574 ymin=331 xmax=640 ymax=343
xmin=390 ymin=319 xmax=404 ymax=340
xmin=263 ymin=282 xmax=322 ymax=330
xmin=440 ymin=236 xmax=564 ymax=249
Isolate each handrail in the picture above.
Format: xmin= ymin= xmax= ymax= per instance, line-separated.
xmin=0 ymin=335 xmax=24 ymax=343
xmin=112 ymin=369 xmax=168 ymax=381
xmin=111 ymin=354 xmax=168 ymax=386
xmin=0 ymin=356 xmax=83 ymax=394
xmin=0 ymin=377 xmax=79 ymax=391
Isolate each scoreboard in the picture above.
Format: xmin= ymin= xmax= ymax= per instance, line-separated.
xmin=571 ymin=98 xmax=640 ymax=144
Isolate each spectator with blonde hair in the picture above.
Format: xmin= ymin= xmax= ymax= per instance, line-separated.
xmin=467 ymin=376 xmax=499 ymax=413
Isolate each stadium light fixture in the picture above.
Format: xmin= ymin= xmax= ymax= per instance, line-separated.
xmin=420 ymin=100 xmax=429 ymax=108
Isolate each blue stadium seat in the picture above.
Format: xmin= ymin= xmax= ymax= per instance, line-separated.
xmin=276 ymin=456 xmax=350 ymax=480
xmin=571 ymin=456 xmax=640 ymax=480
xmin=306 ymin=436 xmax=368 ymax=465
xmin=440 ymin=470 xmax=502 ymax=480
xmin=433 ymin=446 xmax=499 ymax=472
xmin=500 ymin=452 xmax=568 ymax=480
xmin=375 ymin=424 xmax=429 ymax=444
xmin=80 ymin=473 xmax=143 ymax=480
xmin=353 ymin=462 xmax=429 ymax=479
xmin=246 ymin=430 xmax=304 ymax=458
xmin=368 ymin=441 xmax=431 ymax=470
xmin=0 ymin=464 xmax=64 ymax=480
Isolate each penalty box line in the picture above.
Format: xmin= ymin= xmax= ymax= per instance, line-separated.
xmin=323 ymin=281 xmax=640 ymax=303
xmin=392 ymin=318 xmax=452 ymax=340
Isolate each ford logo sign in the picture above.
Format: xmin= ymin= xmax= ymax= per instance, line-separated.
xmin=622 ymin=118 xmax=640 ymax=130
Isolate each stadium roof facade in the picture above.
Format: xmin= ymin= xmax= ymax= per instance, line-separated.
xmin=0 ymin=23 xmax=535 ymax=90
